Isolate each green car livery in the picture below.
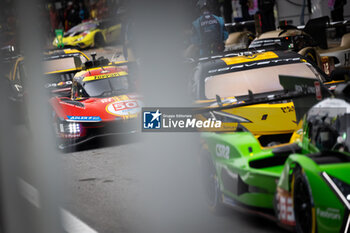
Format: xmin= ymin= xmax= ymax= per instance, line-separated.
xmin=200 ymin=77 xmax=350 ymax=233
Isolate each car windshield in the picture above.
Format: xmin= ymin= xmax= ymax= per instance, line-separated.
xmin=204 ymin=62 xmax=321 ymax=99
xmin=249 ymin=38 xmax=291 ymax=50
xmin=82 ymin=76 xmax=129 ymax=97
xmin=66 ymin=22 xmax=97 ymax=35
xmin=250 ymin=38 xmax=282 ymax=47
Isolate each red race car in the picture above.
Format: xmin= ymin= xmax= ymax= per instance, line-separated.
xmin=49 ymin=58 xmax=141 ymax=149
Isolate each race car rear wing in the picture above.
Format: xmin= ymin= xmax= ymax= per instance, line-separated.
xmin=195 ymin=75 xmax=332 ymax=123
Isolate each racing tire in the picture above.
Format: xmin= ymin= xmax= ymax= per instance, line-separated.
xmin=200 ymin=148 xmax=226 ymax=214
xmin=51 ymin=111 xmax=72 ymax=151
xmin=51 ymin=111 xmax=63 ymax=149
xmin=292 ymin=165 xmax=317 ymax=233
xmin=94 ymin=33 xmax=105 ymax=48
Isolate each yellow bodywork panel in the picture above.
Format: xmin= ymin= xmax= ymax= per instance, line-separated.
xmin=198 ymin=101 xmax=297 ymax=136
xmin=228 ymin=102 xmax=296 ymax=135
xmin=221 ymin=51 xmax=279 ymax=65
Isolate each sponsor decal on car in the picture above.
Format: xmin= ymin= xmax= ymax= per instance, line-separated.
xmin=45 ymin=80 xmax=73 ymax=88
xmin=83 ymin=71 xmax=128 ymax=82
xmin=106 ymin=99 xmax=141 ymax=116
xmin=209 ymin=57 xmax=301 ymax=73
xmin=67 ymin=116 xmax=102 ymax=122
xmin=316 ymin=207 xmax=341 ymax=220
xmin=276 ymin=188 xmax=295 ymax=226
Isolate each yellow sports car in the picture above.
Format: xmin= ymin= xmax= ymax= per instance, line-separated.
xmin=53 ymin=19 xmax=121 ymax=49
xmin=192 ymin=50 xmax=337 ymax=147
xmin=7 ymin=49 xmax=89 ymax=96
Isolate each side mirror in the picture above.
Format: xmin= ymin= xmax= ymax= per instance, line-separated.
xmin=330 ymin=68 xmax=350 ymax=81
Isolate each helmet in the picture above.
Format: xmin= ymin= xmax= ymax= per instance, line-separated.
xmin=305 ymin=98 xmax=350 ymax=152
xmin=197 ymin=0 xmax=209 ymax=10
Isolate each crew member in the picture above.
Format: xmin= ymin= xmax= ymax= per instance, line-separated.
xmin=258 ymin=0 xmax=276 ymax=32
xmin=191 ymin=0 xmax=228 ymax=57
xmin=330 ymin=0 xmax=347 ymax=37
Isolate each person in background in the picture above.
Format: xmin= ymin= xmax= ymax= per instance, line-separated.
xmin=240 ymin=0 xmax=254 ymax=21
xmin=90 ymin=3 xmax=98 ymax=20
xmin=69 ymin=3 xmax=81 ymax=27
xmin=330 ymin=0 xmax=347 ymax=37
xmin=97 ymin=0 xmax=108 ymax=19
xmin=64 ymin=1 xmax=73 ymax=31
xmin=222 ymin=0 xmax=233 ymax=24
xmin=258 ymin=0 xmax=276 ymax=32
xmin=209 ymin=0 xmax=221 ymax=16
xmin=191 ymin=0 xmax=228 ymax=57
xmin=48 ymin=4 xmax=59 ymax=36
xmin=79 ymin=2 xmax=89 ymax=22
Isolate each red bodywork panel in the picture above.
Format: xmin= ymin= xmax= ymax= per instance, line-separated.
xmin=50 ymin=94 xmax=141 ymax=121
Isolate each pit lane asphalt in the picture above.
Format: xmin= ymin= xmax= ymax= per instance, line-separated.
xmin=62 ymin=135 xmax=285 ymax=233
xmin=56 ymin=46 xmax=287 ymax=233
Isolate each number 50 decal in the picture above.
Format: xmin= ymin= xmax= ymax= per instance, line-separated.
xmin=106 ymin=100 xmax=141 ymax=116
xmin=112 ymin=101 xmax=138 ymax=111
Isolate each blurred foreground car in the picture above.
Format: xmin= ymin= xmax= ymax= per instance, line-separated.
xmin=191 ymin=50 xmax=342 ymax=146
xmin=199 ymin=77 xmax=350 ymax=233
xmin=53 ymin=19 xmax=121 ymax=49
xmin=50 ymin=57 xmax=140 ymax=149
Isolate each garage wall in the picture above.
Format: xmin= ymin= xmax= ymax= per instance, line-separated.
xmin=344 ymin=3 xmax=350 ymax=18
xmin=276 ymin=0 xmax=349 ymax=27
xmin=276 ymin=0 xmax=311 ymax=26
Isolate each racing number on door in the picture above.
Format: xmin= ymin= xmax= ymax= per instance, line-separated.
xmin=277 ymin=195 xmax=295 ymax=225
xmin=281 ymin=106 xmax=295 ymax=113
xmin=112 ymin=101 xmax=138 ymax=111
xmin=216 ymin=144 xmax=230 ymax=159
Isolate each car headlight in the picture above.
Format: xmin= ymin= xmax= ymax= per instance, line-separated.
xmin=75 ymin=31 xmax=89 ymax=42
xmin=322 ymin=172 xmax=350 ymax=210
xmin=59 ymin=122 xmax=82 ymax=138
xmin=76 ymin=37 xmax=85 ymax=42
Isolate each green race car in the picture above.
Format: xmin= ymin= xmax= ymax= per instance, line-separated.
xmin=199 ymin=77 xmax=350 ymax=233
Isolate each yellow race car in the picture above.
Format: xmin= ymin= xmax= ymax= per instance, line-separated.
xmin=191 ymin=50 xmax=340 ymax=147
xmin=3 ymin=48 xmax=90 ymax=123
xmin=7 ymin=49 xmax=89 ymax=96
xmin=53 ymin=19 xmax=121 ymax=49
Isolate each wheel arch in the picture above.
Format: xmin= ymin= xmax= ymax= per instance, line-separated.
xmin=277 ymin=154 xmax=346 ymax=232
xmin=298 ymin=47 xmax=322 ymax=69
xmin=92 ymin=30 xmax=106 ymax=47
